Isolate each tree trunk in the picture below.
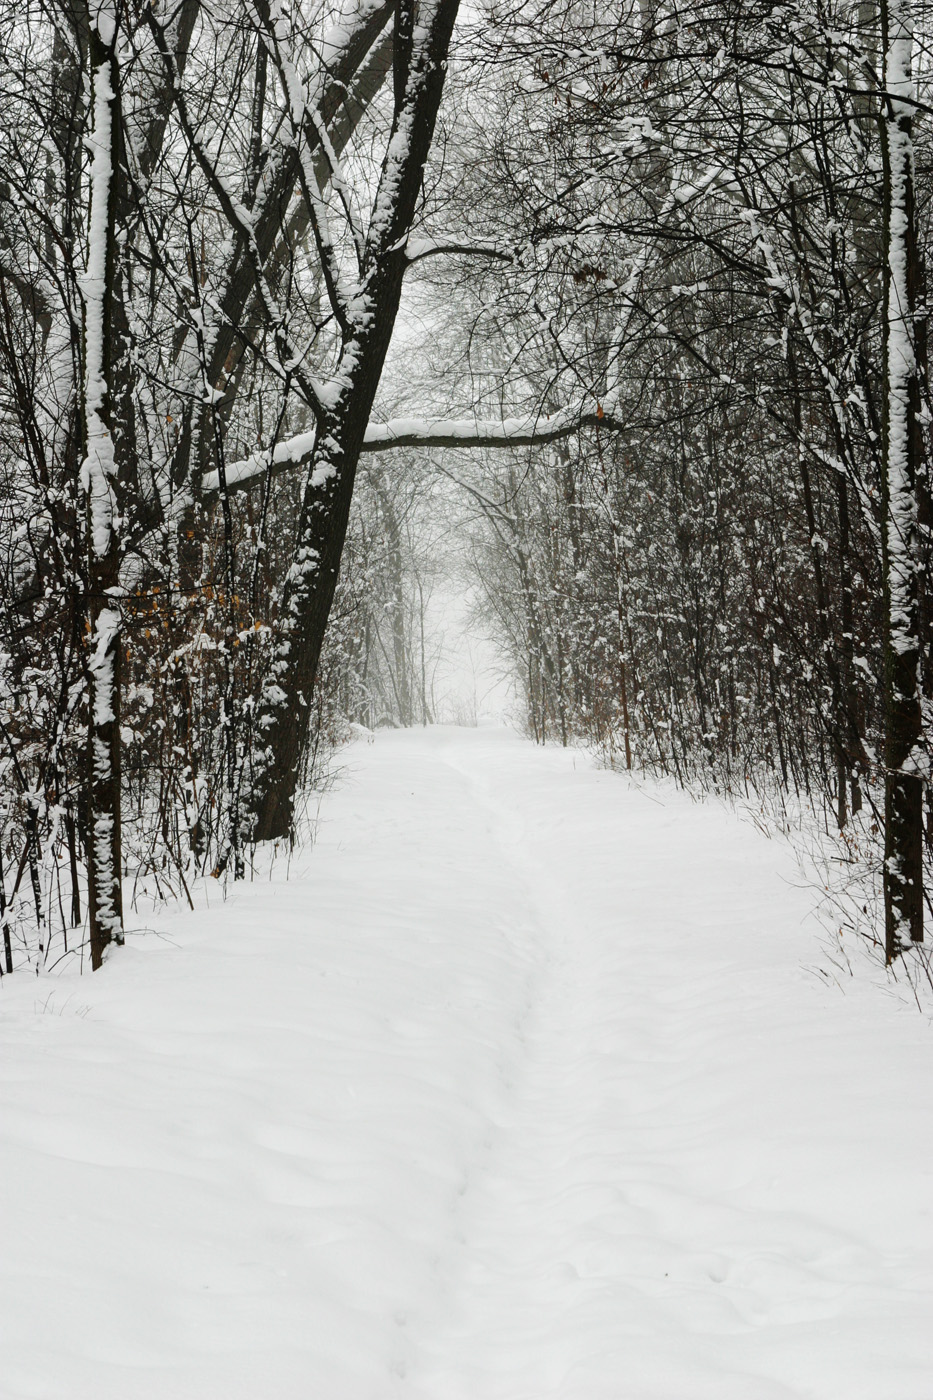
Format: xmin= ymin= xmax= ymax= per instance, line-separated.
xmin=370 ymin=465 xmax=413 ymax=725
xmin=879 ymin=0 xmax=925 ymax=960
xmin=81 ymin=11 xmax=124 ymax=968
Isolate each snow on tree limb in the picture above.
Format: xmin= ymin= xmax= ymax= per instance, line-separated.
xmin=201 ymin=406 xmax=621 ymax=496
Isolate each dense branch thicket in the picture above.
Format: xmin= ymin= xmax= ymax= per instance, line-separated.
xmin=417 ymin=0 xmax=931 ymax=958
xmin=0 ymin=0 xmax=458 ymax=968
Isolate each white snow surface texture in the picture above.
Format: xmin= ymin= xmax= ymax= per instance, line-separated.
xmin=2 ymin=727 xmax=932 ymax=1399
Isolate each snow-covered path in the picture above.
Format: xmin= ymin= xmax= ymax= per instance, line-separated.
xmin=2 ymin=728 xmax=932 ymax=1399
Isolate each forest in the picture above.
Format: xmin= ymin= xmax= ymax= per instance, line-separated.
xmin=4 ymin=5 xmax=933 ymax=1394
xmin=0 ymin=0 xmax=930 ymax=972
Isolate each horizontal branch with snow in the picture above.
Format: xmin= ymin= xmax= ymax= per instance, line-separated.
xmin=403 ymin=237 xmax=514 ymax=265
xmin=201 ymin=406 xmax=621 ymax=496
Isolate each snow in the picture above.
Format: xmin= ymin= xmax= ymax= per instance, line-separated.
xmin=2 ymin=727 xmax=933 ymax=1399
xmin=87 ymin=607 xmax=121 ymax=727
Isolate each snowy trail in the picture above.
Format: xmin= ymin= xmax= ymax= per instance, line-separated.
xmin=2 ymin=727 xmax=932 ymax=1400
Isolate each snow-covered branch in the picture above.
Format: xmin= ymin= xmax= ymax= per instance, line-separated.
xmin=403 ymin=237 xmax=514 ymax=266
xmin=202 ymin=404 xmax=621 ymax=495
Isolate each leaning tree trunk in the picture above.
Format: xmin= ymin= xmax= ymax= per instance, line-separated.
xmin=247 ymin=0 xmax=460 ymax=842
xmin=81 ymin=8 xmax=125 ymax=968
xmin=879 ymin=0 xmax=925 ymax=961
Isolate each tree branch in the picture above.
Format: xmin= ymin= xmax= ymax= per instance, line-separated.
xmin=202 ymin=404 xmax=622 ymax=496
